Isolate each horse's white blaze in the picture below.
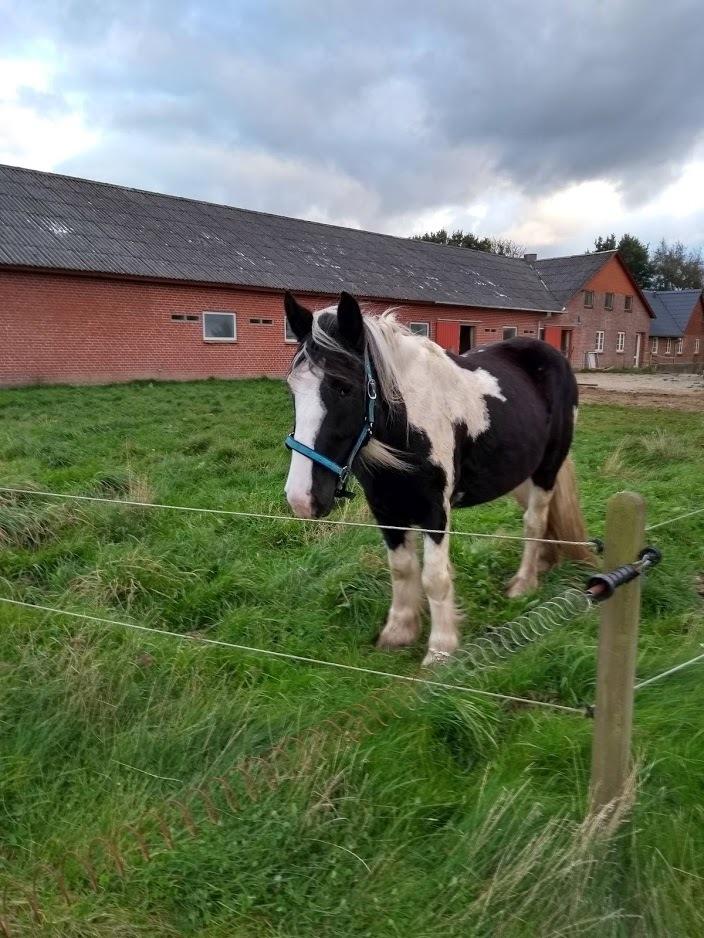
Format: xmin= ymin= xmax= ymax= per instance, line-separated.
xmin=285 ymin=362 xmax=325 ymax=518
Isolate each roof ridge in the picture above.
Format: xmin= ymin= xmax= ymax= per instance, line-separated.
xmin=537 ymin=249 xmax=616 ymax=262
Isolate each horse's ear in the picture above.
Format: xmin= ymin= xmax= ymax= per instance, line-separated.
xmin=337 ymin=292 xmax=364 ymax=348
xmin=284 ymin=292 xmax=313 ymax=342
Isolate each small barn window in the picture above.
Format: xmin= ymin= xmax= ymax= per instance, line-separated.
xmin=616 ymin=332 xmax=625 ymax=352
xmin=284 ymin=319 xmax=298 ymax=343
xmin=624 ymin=295 xmax=633 ymax=312
xmin=651 ymin=337 xmax=658 ymax=354
xmin=249 ymin=318 xmax=273 ymax=325
xmin=605 ymin=293 xmax=614 ymax=310
xmin=595 ymin=331 xmax=604 ymax=353
xmin=696 ymin=338 xmax=700 ymax=354
xmin=665 ymin=338 xmax=672 ymax=354
xmin=203 ymin=312 xmax=236 ymax=342
xmin=502 ymin=326 xmax=518 ymax=340
xmin=171 ymin=313 xmax=199 ymax=322
xmin=584 ymin=291 xmax=594 ymax=308
xmin=409 ymin=322 xmax=430 ymax=337
xmin=677 ymin=338 xmax=684 ymax=355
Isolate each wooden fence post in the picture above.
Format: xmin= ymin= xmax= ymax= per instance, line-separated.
xmin=590 ymin=490 xmax=645 ymax=815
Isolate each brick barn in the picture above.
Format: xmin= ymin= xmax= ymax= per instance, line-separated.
xmin=643 ymin=289 xmax=704 ymax=367
xmin=0 ymin=164 xmax=652 ymax=387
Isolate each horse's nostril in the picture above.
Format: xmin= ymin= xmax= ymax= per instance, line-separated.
xmin=287 ymin=493 xmax=314 ymax=519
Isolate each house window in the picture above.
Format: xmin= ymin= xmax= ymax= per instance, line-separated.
xmin=677 ymin=338 xmax=684 ymax=355
xmin=651 ymin=337 xmax=658 ymax=354
xmin=665 ymin=338 xmax=672 ymax=354
xmin=595 ymin=331 xmax=604 ymax=353
xmin=605 ymin=293 xmax=614 ymax=310
xmin=502 ymin=326 xmax=518 ymax=340
xmin=171 ymin=313 xmax=199 ymax=322
xmin=284 ymin=319 xmax=298 ymax=343
xmin=696 ymin=338 xmax=700 ymax=354
xmin=203 ymin=311 xmax=236 ymax=342
xmin=538 ymin=325 xmax=546 ymax=341
xmin=409 ymin=322 xmax=430 ymax=337
xmin=624 ymin=295 xmax=633 ymax=312
xmin=584 ymin=290 xmax=594 ymax=308
xmin=616 ymin=332 xmax=625 ymax=352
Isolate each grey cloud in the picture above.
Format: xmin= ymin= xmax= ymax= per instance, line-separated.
xmin=4 ymin=0 xmax=704 ymax=241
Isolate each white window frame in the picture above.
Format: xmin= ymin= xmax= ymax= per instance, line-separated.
xmin=665 ymin=338 xmax=672 ymax=355
xmin=584 ymin=290 xmax=594 ymax=308
xmin=677 ymin=337 xmax=684 ymax=355
xmin=595 ymin=331 xmax=604 ymax=353
xmin=284 ymin=318 xmax=298 ymax=344
xmin=695 ymin=338 xmax=700 ymax=354
xmin=651 ymin=337 xmax=658 ymax=354
xmin=624 ymin=295 xmax=633 ymax=312
xmin=409 ymin=321 xmax=430 ymax=337
xmin=203 ymin=311 xmax=237 ymax=343
xmin=502 ymin=326 xmax=518 ymax=340
xmin=616 ymin=332 xmax=625 ymax=352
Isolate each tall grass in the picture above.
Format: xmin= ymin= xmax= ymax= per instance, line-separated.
xmin=0 ymin=379 xmax=702 ymax=935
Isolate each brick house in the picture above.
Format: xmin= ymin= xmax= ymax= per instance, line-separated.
xmin=643 ymin=289 xmax=704 ymax=366
xmin=532 ymin=252 xmax=654 ymax=369
xmin=0 ymin=164 xmax=652 ymax=386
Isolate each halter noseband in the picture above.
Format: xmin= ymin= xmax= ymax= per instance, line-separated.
xmin=285 ymin=346 xmax=377 ymax=499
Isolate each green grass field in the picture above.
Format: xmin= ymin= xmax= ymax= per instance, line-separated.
xmin=1 ymin=379 xmax=703 ymax=937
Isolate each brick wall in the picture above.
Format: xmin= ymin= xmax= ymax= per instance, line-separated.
xmin=555 ymin=256 xmax=652 ymax=368
xmin=0 ymin=269 xmax=543 ymax=387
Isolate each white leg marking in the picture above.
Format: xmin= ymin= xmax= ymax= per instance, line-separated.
xmin=421 ymin=526 xmax=460 ymax=665
xmin=285 ymin=363 xmax=324 ymax=519
xmin=507 ymin=482 xmax=553 ymax=597
xmin=377 ymin=532 xmax=422 ymax=650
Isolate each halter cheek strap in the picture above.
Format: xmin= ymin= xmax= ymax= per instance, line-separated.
xmin=285 ymin=347 xmax=377 ymax=499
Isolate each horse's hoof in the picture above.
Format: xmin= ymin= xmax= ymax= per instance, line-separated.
xmin=506 ymin=575 xmax=537 ymax=598
xmin=421 ymin=648 xmax=454 ymax=667
xmin=376 ymin=616 xmax=419 ymax=650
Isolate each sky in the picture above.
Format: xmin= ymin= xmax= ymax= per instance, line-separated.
xmin=1 ymin=0 xmax=703 ymax=257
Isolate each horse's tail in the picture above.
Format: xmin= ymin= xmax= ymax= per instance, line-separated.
xmin=544 ymin=454 xmax=594 ymax=567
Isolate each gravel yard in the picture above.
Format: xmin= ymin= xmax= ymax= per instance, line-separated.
xmin=576 ymin=371 xmax=704 ymax=411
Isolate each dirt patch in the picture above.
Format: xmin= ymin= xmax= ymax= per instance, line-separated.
xmin=579 ymin=387 xmax=704 ymax=412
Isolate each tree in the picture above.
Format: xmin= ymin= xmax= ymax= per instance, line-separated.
xmin=617 ymin=233 xmax=652 ymax=289
xmin=650 ymin=239 xmax=704 ymax=290
xmin=411 ymin=229 xmax=525 ymax=257
xmin=593 ymin=233 xmax=617 ymax=252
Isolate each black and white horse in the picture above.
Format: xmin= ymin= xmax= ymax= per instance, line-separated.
xmin=284 ymin=292 xmax=591 ymax=664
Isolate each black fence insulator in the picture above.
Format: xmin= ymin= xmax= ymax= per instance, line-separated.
xmin=586 ymin=544 xmax=662 ymax=602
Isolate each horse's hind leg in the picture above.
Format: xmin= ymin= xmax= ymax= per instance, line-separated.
xmin=507 ymin=480 xmax=552 ymax=598
xmin=421 ymin=526 xmax=460 ymax=666
xmin=377 ymin=531 xmax=423 ymax=650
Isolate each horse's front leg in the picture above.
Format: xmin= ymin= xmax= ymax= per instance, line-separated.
xmin=421 ymin=524 xmax=460 ymax=666
xmin=376 ymin=531 xmax=423 ymax=650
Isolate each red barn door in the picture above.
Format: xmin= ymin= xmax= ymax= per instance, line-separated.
xmin=436 ymin=320 xmax=460 ymax=353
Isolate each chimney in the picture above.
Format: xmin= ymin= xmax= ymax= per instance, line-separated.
xmin=523 ymin=252 xmax=537 ymax=264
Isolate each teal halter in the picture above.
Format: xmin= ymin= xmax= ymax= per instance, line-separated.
xmin=285 ymin=347 xmax=377 ymax=499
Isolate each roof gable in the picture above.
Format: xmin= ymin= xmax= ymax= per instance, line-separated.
xmin=643 ymin=289 xmax=702 ymax=337
xmin=0 ymin=164 xmax=562 ymax=312
xmin=532 ymin=251 xmax=615 ymax=305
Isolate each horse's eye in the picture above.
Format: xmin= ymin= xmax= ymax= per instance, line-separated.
xmin=337 ymin=384 xmax=350 ymax=398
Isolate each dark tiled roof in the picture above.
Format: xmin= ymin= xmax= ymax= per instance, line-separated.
xmin=0 ymin=164 xmax=562 ymax=312
xmin=531 ymin=251 xmax=615 ymax=305
xmin=643 ymin=289 xmax=702 ymax=337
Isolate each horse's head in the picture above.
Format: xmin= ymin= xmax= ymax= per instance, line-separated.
xmin=284 ymin=291 xmax=369 ymax=519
